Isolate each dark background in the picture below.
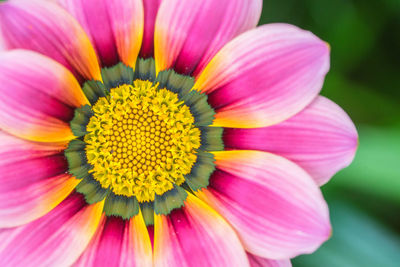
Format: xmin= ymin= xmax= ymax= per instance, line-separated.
xmin=259 ymin=0 xmax=400 ymax=266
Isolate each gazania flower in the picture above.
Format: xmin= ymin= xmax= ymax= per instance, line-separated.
xmin=0 ymin=0 xmax=358 ymax=266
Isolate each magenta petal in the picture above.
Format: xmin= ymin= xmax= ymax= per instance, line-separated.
xmin=195 ymin=23 xmax=330 ymax=128
xmin=247 ymin=253 xmax=292 ymax=267
xmin=0 ymin=34 xmax=5 ymax=51
xmin=154 ymin=0 xmax=262 ymax=75
xmin=0 ymin=131 xmax=79 ymax=228
xmin=0 ymin=0 xmax=101 ymax=81
xmin=197 ymin=151 xmax=331 ymax=259
xmin=75 ymin=214 xmax=152 ymax=266
xmin=154 ymin=194 xmax=249 ymax=267
xmin=57 ymin=0 xmax=144 ymax=68
xmin=224 ymin=96 xmax=358 ymax=185
xmin=0 ymin=194 xmax=104 ymax=266
xmin=140 ymin=0 xmax=162 ymax=58
xmin=0 ymin=50 xmax=88 ymax=142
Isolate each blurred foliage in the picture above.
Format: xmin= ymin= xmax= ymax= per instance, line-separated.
xmin=306 ymin=126 xmax=400 ymax=267
xmin=294 ymin=197 xmax=400 ymax=267
xmin=260 ymin=0 xmax=400 ymax=265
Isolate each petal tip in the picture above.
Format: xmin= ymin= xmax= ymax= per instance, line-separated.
xmin=325 ymin=41 xmax=331 ymax=52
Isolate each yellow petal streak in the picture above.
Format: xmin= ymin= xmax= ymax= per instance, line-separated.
xmin=129 ymin=211 xmax=153 ymax=266
xmin=85 ymin=80 xmax=201 ymax=202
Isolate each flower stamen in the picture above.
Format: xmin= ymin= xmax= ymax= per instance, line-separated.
xmin=84 ymin=80 xmax=201 ymax=202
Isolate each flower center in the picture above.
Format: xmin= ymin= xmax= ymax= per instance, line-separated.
xmin=84 ymin=80 xmax=201 ymax=202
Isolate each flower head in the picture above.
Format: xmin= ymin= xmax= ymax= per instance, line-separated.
xmin=0 ymin=0 xmax=358 ymax=266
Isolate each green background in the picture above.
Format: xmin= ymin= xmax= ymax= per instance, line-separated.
xmin=260 ymin=0 xmax=400 ymax=266
xmin=1 ymin=0 xmax=399 ymax=265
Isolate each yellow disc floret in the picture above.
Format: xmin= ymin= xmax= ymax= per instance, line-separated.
xmin=84 ymin=80 xmax=201 ymax=202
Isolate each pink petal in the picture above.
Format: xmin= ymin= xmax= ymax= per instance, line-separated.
xmin=75 ymin=212 xmax=152 ymax=267
xmin=196 ymin=151 xmax=331 ymax=259
xmin=140 ymin=0 xmax=162 ymax=58
xmin=0 ymin=50 xmax=88 ymax=142
xmin=194 ymin=23 xmax=330 ymax=128
xmin=57 ymin=0 xmax=144 ymax=68
xmin=154 ymin=194 xmax=249 ymax=267
xmin=0 ymin=131 xmax=79 ymax=228
xmin=0 ymin=193 xmax=104 ymax=266
xmin=0 ymin=0 xmax=101 ymax=81
xmin=247 ymin=253 xmax=292 ymax=267
xmin=154 ymin=0 xmax=262 ymax=75
xmin=0 ymin=33 xmax=5 ymax=51
xmin=224 ymin=96 xmax=358 ymax=185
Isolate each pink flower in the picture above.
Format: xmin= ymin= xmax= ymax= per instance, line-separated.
xmin=0 ymin=0 xmax=358 ymax=266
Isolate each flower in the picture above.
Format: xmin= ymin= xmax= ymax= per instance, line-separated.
xmin=0 ymin=0 xmax=358 ymax=266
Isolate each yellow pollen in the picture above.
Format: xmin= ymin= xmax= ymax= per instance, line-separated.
xmin=85 ymin=80 xmax=201 ymax=202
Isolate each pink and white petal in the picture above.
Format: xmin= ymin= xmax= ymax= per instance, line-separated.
xmin=57 ymin=0 xmax=144 ymax=68
xmin=0 ymin=174 xmax=79 ymax=229
xmin=0 ymin=194 xmax=104 ymax=266
xmin=0 ymin=131 xmax=79 ymax=228
xmin=0 ymin=0 xmax=101 ymax=81
xmin=75 ymin=211 xmax=152 ymax=267
xmin=0 ymin=50 xmax=88 ymax=142
xmin=140 ymin=0 xmax=162 ymax=58
xmin=196 ymin=151 xmax=331 ymax=259
xmin=0 ymin=136 xmax=69 ymax=195
xmin=194 ymin=23 xmax=330 ymax=128
xmin=247 ymin=253 xmax=292 ymax=267
xmin=224 ymin=96 xmax=358 ymax=185
xmin=0 ymin=33 xmax=5 ymax=51
xmin=154 ymin=193 xmax=249 ymax=267
xmin=154 ymin=0 xmax=262 ymax=75
xmin=0 ymin=130 xmax=68 ymax=166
